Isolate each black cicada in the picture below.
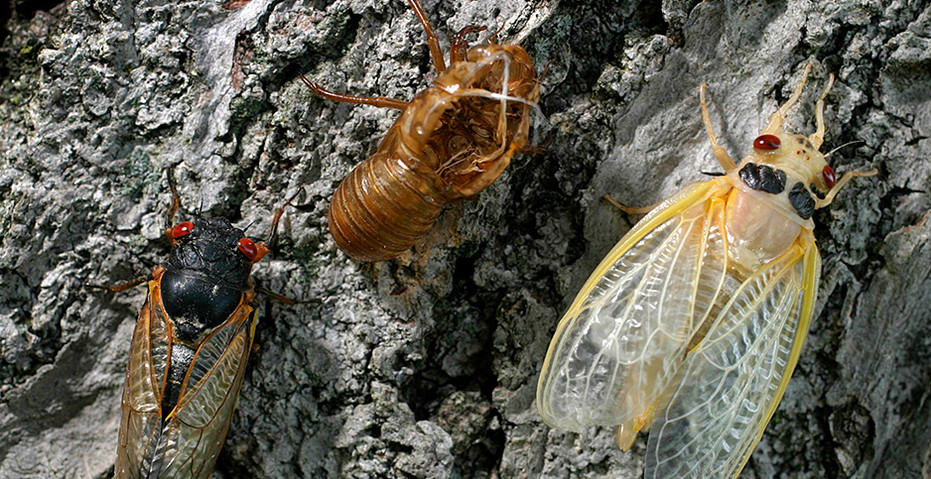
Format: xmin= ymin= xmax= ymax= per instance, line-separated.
xmin=92 ymin=176 xmax=298 ymax=479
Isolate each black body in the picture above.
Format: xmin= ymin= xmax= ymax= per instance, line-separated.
xmin=158 ymin=216 xmax=253 ymax=419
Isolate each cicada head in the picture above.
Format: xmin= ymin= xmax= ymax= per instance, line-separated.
xmin=164 ymin=216 xmax=268 ymax=290
xmin=747 ymin=131 xmax=834 ymax=198
xmin=742 ymin=69 xmax=840 ymax=200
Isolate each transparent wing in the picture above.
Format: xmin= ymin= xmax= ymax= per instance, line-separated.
xmin=645 ymin=236 xmax=821 ymax=478
xmin=156 ymin=305 xmax=256 ymax=479
xmin=115 ymin=284 xmax=169 ymax=479
xmin=114 ymin=280 xmax=256 ymax=479
xmin=537 ymin=180 xmax=732 ymax=441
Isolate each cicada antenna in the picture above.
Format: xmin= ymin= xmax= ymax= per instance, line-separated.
xmin=824 ymin=140 xmax=864 ymax=158
xmin=165 ymin=167 xmax=181 ymax=229
xmin=241 ymin=219 xmax=258 ymax=234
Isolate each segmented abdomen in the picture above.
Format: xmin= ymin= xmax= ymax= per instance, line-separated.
xmin=328 ymin=131 xmax=447 ymax=261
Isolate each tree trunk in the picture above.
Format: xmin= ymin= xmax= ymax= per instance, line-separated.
xmin=0 ymin=0 xmax=928 ymax=477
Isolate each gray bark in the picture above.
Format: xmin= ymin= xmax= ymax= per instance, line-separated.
xmin=1 ymin=0 xmax=929 ymax=478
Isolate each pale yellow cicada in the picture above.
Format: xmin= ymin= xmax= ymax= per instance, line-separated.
xmin=536 ymin=65 xmax=877 ymax=478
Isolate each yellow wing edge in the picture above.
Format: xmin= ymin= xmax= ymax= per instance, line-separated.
xmin=536 ymin=178 xmax=727 ymax=419
xmin=733 ymin=232 xmax=822 ymax=477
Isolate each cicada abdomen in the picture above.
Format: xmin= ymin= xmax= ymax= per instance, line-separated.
xmin=307 ymin=0 xmax=540 ymax=261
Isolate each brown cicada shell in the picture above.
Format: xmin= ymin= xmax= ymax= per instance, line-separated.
xmin=303 ymin=0 xmax=541 ymax=261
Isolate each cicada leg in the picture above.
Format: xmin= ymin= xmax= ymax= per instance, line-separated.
xmin=406 ymin=0 xmax=446 ymax=73
xmin=814 ymin=168 xmax=878 ymax=209
xmin=302 ymin=0 xmax=448 ymax=108
xmin=615 ymin=402 xmax=661 ymax=451
xmin=245 ymin=187 xmax=305 ymax=265
xmin=262 ymin=188 xmax=304 ymax=248
xmin=86 ymin=274 xmax=152 ymax=293
xmin=761 ymin=63 xmax=812 ymax=135
xmin=517 ymin=130 xmax=554 ymax=155
xmin=248 ymin=188 xmax=316 ymax=305
xmin=254 ymin=286 xmax=319 ymax=305
xmin=300 ymin=75 xmax=408 ymax=110
xmin=486 ymin=22 xmax=507 ymax=45
xmin=809 ymin=73 xmax=835 ymax=150
xmin=449 ymin=25 xmax=487 ymax=63
xmin=603 ymin=194 xmax=658 ymax=216
xmin=699 ymin=83 xmax=738 ymax=172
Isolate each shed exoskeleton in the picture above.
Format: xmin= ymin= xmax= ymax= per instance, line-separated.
xmin=303 ymin=0 xmax=541 ymax=261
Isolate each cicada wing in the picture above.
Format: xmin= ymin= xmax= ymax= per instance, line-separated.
xmin=644 ymin=238 xmax=821 ymax=479
xmin=537 ymin=180 xmax=732 ymax=439
xmin=155 ymin=305 xmax=257 ymax=479
xmin=115 ymin=286 xmax=170 ymax=479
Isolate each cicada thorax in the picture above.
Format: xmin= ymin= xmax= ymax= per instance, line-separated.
xmin=156 ymin=217 xmax=256 ymax=412
xmin=722 ymin=131 xmax=834 ymax=271
xmin=327 ymin=40 xmax=540 ymax=262
xmin=160 ymin=218 xmax=256 ymax=336
xmin=429 ymin=43 xmax=539 ymax=196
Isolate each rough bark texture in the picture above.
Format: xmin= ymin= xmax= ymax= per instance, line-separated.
xmin=1 ymin=0 xmax=929 ymax=478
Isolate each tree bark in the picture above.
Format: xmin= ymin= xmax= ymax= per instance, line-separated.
xmin=0 ymin=0 xmax=929 ymax=477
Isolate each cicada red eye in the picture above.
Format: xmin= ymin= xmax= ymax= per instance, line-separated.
xmin=753 ymin=134 xmax=781 ymax=150
xmin=823 ymin=165 xmax=836 ymax=189
xmin=170 ymin=222 xmax=194 ymax=239
xmin=237 ymin=238 xmax=259 ymax=262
